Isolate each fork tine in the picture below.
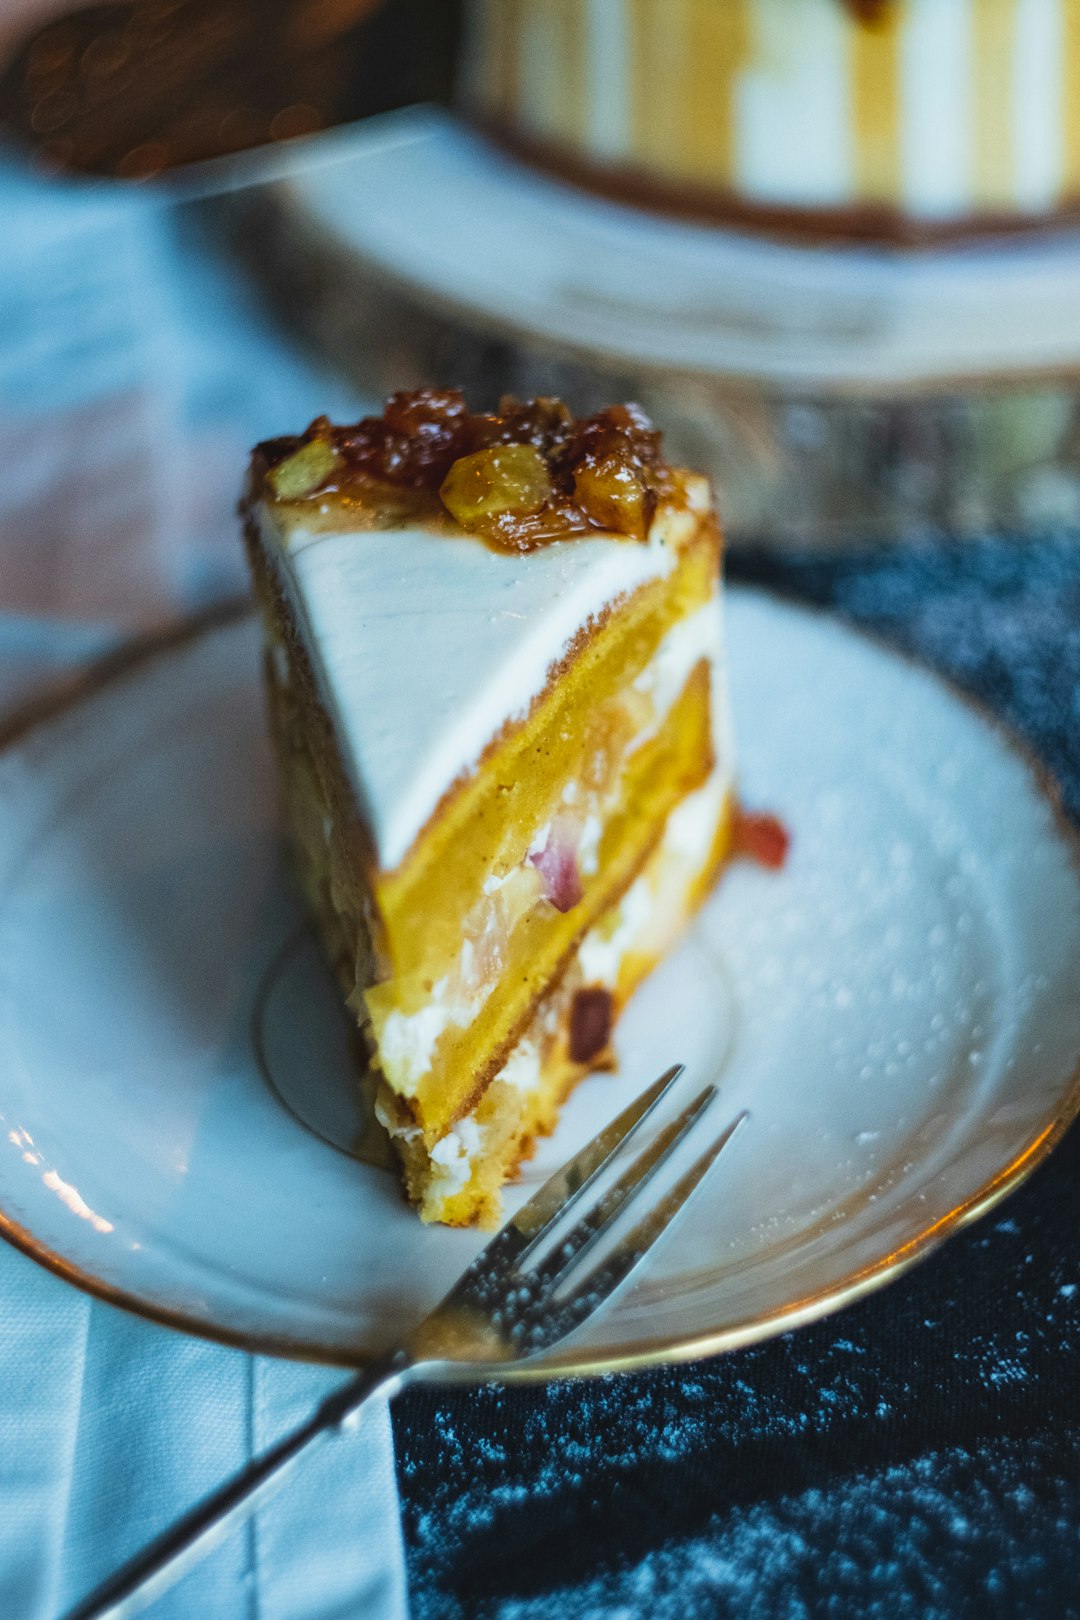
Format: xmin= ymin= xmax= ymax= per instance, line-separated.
xmin=530 ymin=1084 xmax=719 ymax=1292
xmin=549 ymin=1109 xmax=749 ymax=1336
xmin=450 ymin=1063 xmax=686 ymax=1287
xmin=507 ymin=1062 xmax=685 ymax=1248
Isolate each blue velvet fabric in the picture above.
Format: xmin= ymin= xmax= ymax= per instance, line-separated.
xmin=393 ymin=537 xmax=1080 ymax=1620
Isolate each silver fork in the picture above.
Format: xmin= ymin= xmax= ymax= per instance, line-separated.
xmin=64 ymin=1065 xmax=747 ymax=1620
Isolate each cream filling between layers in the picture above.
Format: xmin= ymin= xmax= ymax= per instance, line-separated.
xmin=418 ymin=754 xmax=733 ymax=1211
xmin=372 ymin=593 xmax=729 ymax=1096
xmin=577 ymin=768 xmax=728 ymax=986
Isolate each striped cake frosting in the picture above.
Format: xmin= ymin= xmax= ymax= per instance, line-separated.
xmin=462 ymin=0 xmax=1080 ymax=238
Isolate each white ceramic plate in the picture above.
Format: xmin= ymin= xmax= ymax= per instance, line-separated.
xmin=0 ymin=592 xmax=1078 ymax=1376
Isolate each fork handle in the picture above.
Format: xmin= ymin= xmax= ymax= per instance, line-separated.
xmin=62 ymin=1351 xmax=413 ymax=1620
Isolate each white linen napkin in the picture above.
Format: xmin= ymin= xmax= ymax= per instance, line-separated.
xmin=0 ymin=158 xmax=407 ymax=1620
xmin=0 ymin=1241 xmax=405 ymax=1620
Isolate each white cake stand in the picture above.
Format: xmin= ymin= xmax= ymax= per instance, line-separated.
xmin=220 ymin=108 xmax=1080 ymax=544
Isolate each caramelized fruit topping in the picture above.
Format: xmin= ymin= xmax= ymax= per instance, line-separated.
xmin=440 ymin=445 xmax=553 ymax=529
xmin=267 ymin=435 xmax=341 ymax=501
xmin=257 ymin=389 xmax=677 ymax=550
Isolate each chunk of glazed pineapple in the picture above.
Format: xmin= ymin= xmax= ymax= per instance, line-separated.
xmin=440 ymin=445 xmax=553 ymax=530
xmin=268 ymin=437 xmax=341 ymax=500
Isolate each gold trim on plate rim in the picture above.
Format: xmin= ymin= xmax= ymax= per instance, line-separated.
xmin=0 ymin=597 xmax=1077 ymax=1379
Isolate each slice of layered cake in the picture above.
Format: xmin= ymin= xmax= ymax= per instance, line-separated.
xmin=243 ymin=391 xmax=735 ymax=1225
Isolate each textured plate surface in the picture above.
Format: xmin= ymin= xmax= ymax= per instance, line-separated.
xmin=0 ymin=592 xmax=1078 ymax=1373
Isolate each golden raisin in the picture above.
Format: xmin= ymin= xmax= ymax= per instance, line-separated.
xmin=573 ymin=452 xmax=653 ymax=539
xmin=440 ymin=445 xmax=553 ymax=532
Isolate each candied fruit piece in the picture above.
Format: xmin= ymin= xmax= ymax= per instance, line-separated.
xmin=341 ymin=388 xmax=473 ymax=488
xmin=528 ymin=814 xmax=586 ymax=912
xmin=573 ymin=452 xmax=653 ymax=539
xmin=562 ymin=403 xmax=670 ymax=500
xmin=440 ymin=445 xmax=553 ymax=531
xmin=569 ymin=986 xmax=614 ymax=1065
xmin=732 ymin=810 xmax=790 ymax=870
xmin=490 ymin=396 xmax=575 ymax=460
xmin=255 ymin=390 xmax=677 ymax=548
xmin=268 ymin=437 xmax=340 ymax=500
xmin=479 ymin=505 xmax=596 ymax=554
xmin=383 ymin=388 xmax=469 ymax=436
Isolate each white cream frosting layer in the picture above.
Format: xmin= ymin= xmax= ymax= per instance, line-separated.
xmin=259 ymin=490 xmax=706 ymax=870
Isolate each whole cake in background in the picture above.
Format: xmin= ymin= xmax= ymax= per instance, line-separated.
xmin=242 ymin=391 xmax=759 ymax=1226
xmin=462 ymin=0 xmax=1080 ymax=240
